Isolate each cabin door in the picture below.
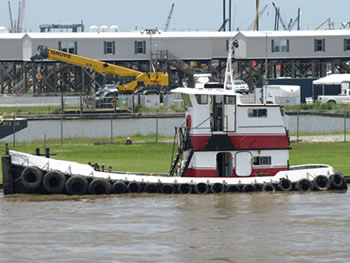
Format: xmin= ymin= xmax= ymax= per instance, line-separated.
xmin=217 ymin=152 xmax=233 ymax=177
xmin=211 ymin=95 xmax=224 ymax=131
xmin=235 ymin=152 xmax=252 ymax=176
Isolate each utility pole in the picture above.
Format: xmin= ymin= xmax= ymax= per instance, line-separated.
xmin=229 ymin=0 xmax=232 ymax=31
xmin=256 ymin=0 xmax=259 ymax=31
xmin=144 ymin=29 xmax=159 ymax=73
xmin=223 ymin=0 xmax=226 ymax=32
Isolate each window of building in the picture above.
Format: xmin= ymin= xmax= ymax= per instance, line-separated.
xmin=104 ymin=41 xmax=115 ymax=55
xmin=195 ymin=94 xmax=208 ymax=104
xmin=271 ymin=39 xmax=289 ymax=53
xmin=344 ymin=39 xmax=350 ymax=51
xmin=58 ymin=41 xmax=78 ymax=54
xmin=253 ymin=156 xmax=271 ymax=166
xmin=135 ymin=41 xmax=146 ymax=54
xmin=248 ymin=109 xmax=267 ymax=118
xmin=314 ymin=39 xmax=325 ymax=52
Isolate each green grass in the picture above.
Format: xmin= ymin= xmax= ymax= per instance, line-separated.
xmin=289 ymin=142 xmax=350 ymax=174
xmin=284 ymin=102 xmax=350 ymax=112
xmin=1 ymin=138 xmax=349 ymax=184
xmin=0 ymin=105 xmax=79 ymax=115
xmin=0 ymin=104 xmax=185 ymax=115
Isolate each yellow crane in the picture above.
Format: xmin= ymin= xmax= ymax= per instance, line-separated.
xmin=30 ymin=45 xmax=169 ymax=93
xmin=253 ymin=0 xmax=260 ymax=31
xmin=315 ymin=17 xmax=330 ymax=30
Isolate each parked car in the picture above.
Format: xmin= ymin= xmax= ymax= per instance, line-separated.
xmin=232 ymin=80 xmax=249 ymax=94
xmin=95 ymin=88 xmax=119 ymax=109
xmin=318 ymin=88 xmax=350 ymax=104
xmin=95 ymin=84 xmax=118 ymax=96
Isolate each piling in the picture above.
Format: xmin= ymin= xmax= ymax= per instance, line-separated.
xmin=1 ymin=144 xmax=14 ymax=195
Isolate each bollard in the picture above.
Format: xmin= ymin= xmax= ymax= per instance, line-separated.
xmin=45 ymin=148 xmax=50 ymax=158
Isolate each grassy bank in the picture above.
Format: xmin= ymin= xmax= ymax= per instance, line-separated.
xmin=0 ymin=105 xmax=79 ymax=115
xmin=284 ymin=102 xmax=350 ymax=112
xmin=0 ymin=104 xmax=185 ymax=115
xmin=1 ymin=138 xmax=349 ymax=184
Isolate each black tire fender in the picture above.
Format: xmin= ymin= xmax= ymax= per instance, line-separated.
xmin=20 ymin=166 xmax=43 ymax=191
xmin=160 ymin=184 xmax=176 ymax=194
xmin=112 ymin=181 xmax=127 ymax=194
xmin=88 ymin=178 xmax=112 ymax=195
xmin=313 ymin=175 xmax=331 ymax=191
xmin=242 ymin=184 xmax=256 ymax=192
xmin=144 ymin=183 xmax=159 ymax=194
xmin=295 ymin=178 xmax=313 ymax=191
xmin=225 ymin=184 xmax=240 ymax=193
xmin=127 ymin=181 xmax=141 ymax=193
xmin=330 ymin=172 xmax=345 ymax=188
xmin=65 ymin=175 xmax=88 ymax=195
xmin=262 ymin=182 xmax=276 ymax=192
xmin=210 ymin=183 xmax=225 ymax=194
xmin=43 ymin=170 xmax=66 ymax=194
xmin=277 ymin=178 xmax=293 ymax=191
xmin=177 ymin=183 xmax=192 ymax=194
xmin=194 ymin=183 xmax=209 ymax=194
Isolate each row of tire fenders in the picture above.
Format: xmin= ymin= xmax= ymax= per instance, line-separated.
xmin=20 ymin=166 xmax=347 ymax=195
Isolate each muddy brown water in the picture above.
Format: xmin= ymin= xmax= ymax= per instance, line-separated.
xmin=1 ymin=191 xmax=350 ymax=263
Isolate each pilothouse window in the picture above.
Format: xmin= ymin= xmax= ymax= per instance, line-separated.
xmin=225 ymin=96 xmax=236 ymax=105
xmin=182 ymin=94 xmax=192 ymax=108
xmin=248 ymin=109 xmax=267 ymax=118
xmin=195 ymin=94 xmax=208 ymax=104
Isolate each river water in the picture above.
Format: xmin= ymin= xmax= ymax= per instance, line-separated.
xmin=0 ymin=190 xmax=349 ymax=262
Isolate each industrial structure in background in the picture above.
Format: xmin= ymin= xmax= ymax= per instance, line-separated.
xmin=1 ymin=1 xmax=350 ymax=97
xmin=39 ymin=21 xmax=85 ymax=33
xmin=7 ymin=0 xmax=25 ymax=33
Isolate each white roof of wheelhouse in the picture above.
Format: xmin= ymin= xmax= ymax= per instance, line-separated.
xmin=171 ymin=87 xmax=242 ymax=96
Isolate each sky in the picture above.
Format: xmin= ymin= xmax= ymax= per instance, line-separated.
xmin=1 ymin=0 xmax=350 ymax=32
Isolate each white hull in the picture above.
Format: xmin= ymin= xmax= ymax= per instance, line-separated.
xmin=7 ymin=150 xmax=346 ymax=194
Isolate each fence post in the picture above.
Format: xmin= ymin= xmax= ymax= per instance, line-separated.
xmin=345 ymin=108 xmax=347 ymax=142
xmin=12 ymin=120 xmax=15 ymax=148
xmin=156 ymin=113 xmax=159 ymax=143
xmin=296 ymin=111 xmax=300 ymax=142
xmin=60 ymin=114 xmax=63 ymax=145
xmin=111 ymin=113 xmax=113 ymax=144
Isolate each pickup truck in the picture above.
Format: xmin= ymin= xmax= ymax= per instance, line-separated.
xmin=317 ymin=89 xmax=350 ymax=104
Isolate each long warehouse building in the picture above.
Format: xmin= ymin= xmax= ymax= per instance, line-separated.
xmin=1 ymin=29 xmax=350 ymax=93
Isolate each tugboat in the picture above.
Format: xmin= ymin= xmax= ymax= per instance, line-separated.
xmin=1 ymin=43 xmax=347 ymax=195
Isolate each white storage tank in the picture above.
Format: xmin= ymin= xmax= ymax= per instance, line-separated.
xmin=0 ymin=26 xmax=8 ymax=33
xmin=99 ymin=25 xmax=108 ymax=32
xmin=110 ymin=25 xmax=118 ymax=32
xmin=89 ymin=25 xmax=98 ymax=32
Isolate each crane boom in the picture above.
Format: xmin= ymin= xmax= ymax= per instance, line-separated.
xmin=8 ymin=1 xmax=14 ymax=33
xmin=315 ymin=17 xmax=330 ymax=30
xmin=253 ymin=0 xmax=260 ymax=31
xmin=18 ymin=0 xmax=25 ymax=33
xmin=31 ymin=46 xmax=169 ymax=93
xmin=164 ymin=3 xmax=175 ymax=32
xmin=248 ymin=4 xmax=268 ymax=31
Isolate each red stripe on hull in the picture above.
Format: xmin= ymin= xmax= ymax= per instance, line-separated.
xmin=190 ymin=134 xmax=289 ymax=150
xmin=185 ymin=167 xmax=288 ymax=178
